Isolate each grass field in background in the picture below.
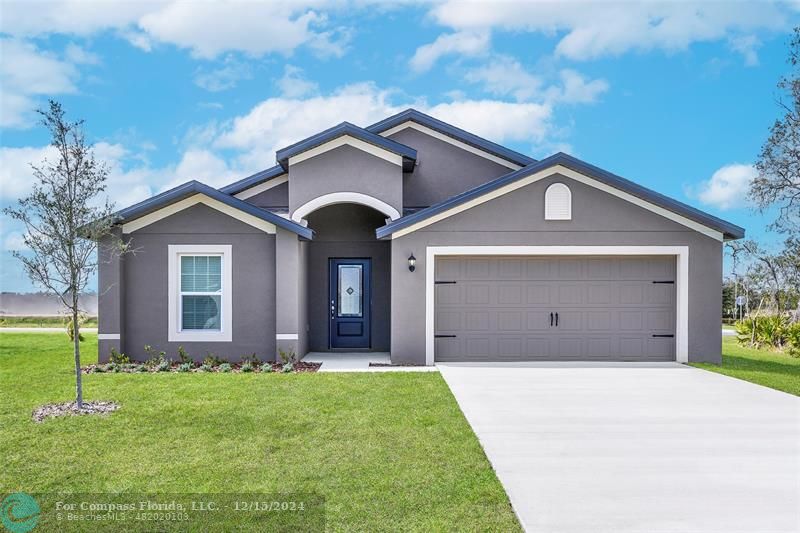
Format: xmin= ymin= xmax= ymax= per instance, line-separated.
xmin=0 ymin=315 xmax=98 ymax=328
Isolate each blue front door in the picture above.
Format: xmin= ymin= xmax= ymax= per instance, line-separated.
xmin=329 ymin=259 xmax=371 ymax=349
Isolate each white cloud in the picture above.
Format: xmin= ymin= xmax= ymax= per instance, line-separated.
xmin=693 ymin=163 xmax=756 ymax=210
xmin=277 ymin=65 xmax=319 ymax=98
xmin=729 ymin=34 xmax=761 ymax=66
xmin=214 ymin=81 xmax=554 ymax=169
xmin=64 ymin=42 xmax=101 ymax=65
xmin=0 ymin=39 xmax=80 ymax=128
xmin=137 ymin=2 xmax=333 ymax=59
xmin=410 ymin=31 xmax=490 ymax=72
xmin=464 ymin=57 xmax=608 ymax=105
xmin=549 ymin=69 xmax=609 ymax=104
xmin=427 ymin=1 xmax=788 ymax=61
xmin=464 ymin=56 xmax=543 ymax=101
xmin=426 ymin=100 xmax=552 ymax=144
xmin=0 ymin=145 xmax=58 ymax=200
xmin=194 ymin=56 xmax=253 ymax=92
xmin=1 ymin=1 xmax=346 ymax=60
xmin=214 ymin=82 xmax=405 ymax=170
xmin=160 ymin=149 xmax=236 ymax=191
xmin=3 ymin=232 xmax=28 ymax=252
xmin=0 ymin=1 xmax=153 ymax=37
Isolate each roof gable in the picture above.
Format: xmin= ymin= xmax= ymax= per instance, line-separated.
xmin=115 ymin=180 xmax=313 ymax=239
xmin=218 ymin=165 xmax=285 ymax=196
xmin=376 ymin=153 xmax=745 ymax=241
xmin=366 ymin=109 xmax=536 ymax=169
xmin=275 ymin=122 xmax=417 ymax=171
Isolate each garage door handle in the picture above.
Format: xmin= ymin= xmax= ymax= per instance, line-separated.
xmin=550 ymin=312 xmax=554 ymax=327
xmin=652 ymin=334 xmax=674 ymax=338
xmin=555 ymin=312 xmax=559 ymax=327
xmin=435 ymin=334 xmax=457 ymax=338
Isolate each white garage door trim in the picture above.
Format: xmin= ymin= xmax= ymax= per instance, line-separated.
xmin=426 ymin=246 xmax=689 ymax=365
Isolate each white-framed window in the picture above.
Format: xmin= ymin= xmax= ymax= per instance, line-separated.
xmin=544 ymin=182 xmax=572 ymax=220
xmin=168 ymin=244 xmax=232 ymax=342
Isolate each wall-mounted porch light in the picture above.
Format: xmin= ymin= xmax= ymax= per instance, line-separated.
xmin=408 ymin=253 xmax=416 ymax=272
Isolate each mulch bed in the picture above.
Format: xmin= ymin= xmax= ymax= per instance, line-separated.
xmin=32 ymin=401 xmax=119 ymax=423
xmin=82 ymin=361 xmax=321 ymax=374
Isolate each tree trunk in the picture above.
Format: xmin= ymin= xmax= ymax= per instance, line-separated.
xmin=73 ymin=304 xmax=82 ymax=409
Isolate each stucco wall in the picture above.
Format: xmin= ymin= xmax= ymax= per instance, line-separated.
xmin=115 ymin=204 xmax=276 ymax=363
xmin=288 ymin=144 xmax=403 ymax=218
xmin=390 ymin=174 xmax=723 ymax=364
xmin=243 ymin=180 xmax=288 ymax=209
xmin=305 ymin=204 xmax=391 ymax=352
xmin=386 ymin=127 xmax=516 ymax=208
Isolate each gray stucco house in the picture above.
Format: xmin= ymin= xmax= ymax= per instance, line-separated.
xmin=98 ymin=109 xmax=744 ymax=365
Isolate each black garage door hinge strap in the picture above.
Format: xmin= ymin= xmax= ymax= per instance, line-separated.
xmin=652 ymin=280 xmax=675 ymax=284
xmin=435 ymin=281 xmax=457 ymax=285
xmin=652 ymin=334 xmax=675 ymax=338
xmin=434 ymin=334 xmax=457 ymax=338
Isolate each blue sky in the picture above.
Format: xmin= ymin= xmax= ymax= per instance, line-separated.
xmin=1 ymin=1 xmax=796 ymax=292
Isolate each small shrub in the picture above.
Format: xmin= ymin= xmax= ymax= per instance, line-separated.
xmin=109 ymin=348 xmax=130 ymax=365
xmin=260 ymin=363 xmax=273 ymax=373
xmin=177 ymin=346 xmax=192 ymax=365
xmin=93 ymin=365 xmax=105 ymax=373
xmin=282 ymin=362 xmax=294 ymax=373
xmin=109 ymin=362 xmax=122 ymax=373
xmin=65 ymin=313 xmax=88 ymax=342
xmin=278 ymin=348 xmax=300 ymax=365
xmin=178 ymin=362 xmax=192 ymax=372
xmin=787 ymin=322 xmax=800 ymax=358
xmin=198 ymin=364 xmax=212 ymax=372
xmin=241 ymin=361 xmax=253 ymax=373
xmin=219 ymin=363 xmax=232 ymax=373
xmin=203 ymin=353 xmax=224 ymax=367
xmin=135 ymin=364 xmax=147 ymax=373
xmin=156 ymin=359 xmax=171 ymax=372
xmin=736 ymin=315 xmax=789 ymax=349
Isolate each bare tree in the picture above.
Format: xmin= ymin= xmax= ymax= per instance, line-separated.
xmin=3 ymin=101 xmax=126 ymax=408
xmin=752 ymin=27 xmax=800 ymax=233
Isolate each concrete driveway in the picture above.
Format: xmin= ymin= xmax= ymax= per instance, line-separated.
xmin=438 ymin=363 xmax=800 ymax=533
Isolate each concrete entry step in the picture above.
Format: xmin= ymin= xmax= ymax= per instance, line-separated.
xmin=302 ymin=352 xmax=437 ymax=372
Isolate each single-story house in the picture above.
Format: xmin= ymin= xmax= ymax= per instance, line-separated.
xmin=98 ymin=109 xmax=744 ymax=364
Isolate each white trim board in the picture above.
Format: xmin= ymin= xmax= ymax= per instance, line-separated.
xmin=392 ymin=165 xmax=724 ymax=242
xmin=288 ymin=135 xmax=403 ymax=167
xmin=291 ymin=192 xmax=401 ymax=223
xmin=168 ymin=244 xmax=233 ymax=343
xmin=379 ymin=121 xmax=522 ymax=170
xmin=234 ymin=174 xmax=288 ymax=200
xmin=424 ymin=245 xmax=689 ymax=365
xmin=276 ymin=333 xmax=299 ymax=340
xmin=98 ymin=333 xmax=120 ymax=340
xmin=122 ymin=194 xmax=277 ymax=234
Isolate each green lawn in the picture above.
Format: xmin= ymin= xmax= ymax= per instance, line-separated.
xmin=0 ymin=315 xmax=98 ymax=328
xmin=692 ymin=336 xmax=800 ymax=396
xmin=0 ymin=332 xmax=520 ymax=532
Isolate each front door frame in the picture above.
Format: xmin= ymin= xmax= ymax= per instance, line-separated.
xmin=329 ymin=258 xmax=372 ymax=349
xmin=425 ymin=246 xmax=689 ymax=365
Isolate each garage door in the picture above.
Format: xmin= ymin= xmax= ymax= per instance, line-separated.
xmin=434 ymin=256 xmax=676 ymax=362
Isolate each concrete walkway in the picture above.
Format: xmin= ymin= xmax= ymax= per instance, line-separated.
xmin=302 ymin=352 xmax=438 ymax=372
xmin=439 ymin=362 xmax=800 ymax=533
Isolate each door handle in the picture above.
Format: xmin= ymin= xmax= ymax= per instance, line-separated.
xmin=550 ymin=312 xmax=554 ymax=327
xmin=555 ymin=312 xmax=559 ymax=327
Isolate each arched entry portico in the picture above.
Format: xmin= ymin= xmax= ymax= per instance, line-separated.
xmin=291 ymin=192 xmax=401 ymax=225
xmin=302 ymin=203 xmax=391 ymax=352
